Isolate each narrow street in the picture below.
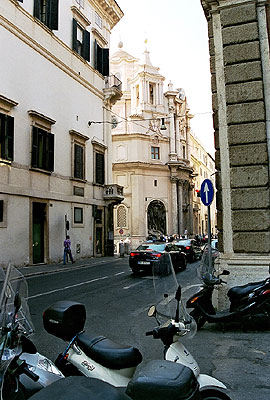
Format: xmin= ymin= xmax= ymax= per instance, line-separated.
xmin=24 ymin=258 xmax=270 ymax=400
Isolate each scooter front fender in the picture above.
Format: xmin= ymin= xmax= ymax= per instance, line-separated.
xmin=197 ymin=373 xmax=227 ymax=390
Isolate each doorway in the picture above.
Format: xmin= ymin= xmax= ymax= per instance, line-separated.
xmin=32 ymin=202 xmax=46 ymax=264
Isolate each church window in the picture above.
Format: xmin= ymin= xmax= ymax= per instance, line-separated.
xmin=151 ymin=146 xmax=160 ymax=160
xmin=117 ymin=205 xmax=127 ymax=228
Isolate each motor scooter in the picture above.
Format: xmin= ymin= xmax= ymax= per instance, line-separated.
xmin=0 ymin=264 xmax=128 ymax=400
xmin=186 ymin=244 xmax=270 ymax=329
xmin=43 ymin=257 xmax=232 ymax=399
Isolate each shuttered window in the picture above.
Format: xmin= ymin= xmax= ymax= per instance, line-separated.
xmin=31 ymin=127 xmax=54 ymax=172
xmin=94 ymin=40 xmax=109 ymax=76
xmin=0 ymin=200 xmax=3 ymax=223
xmin=95 ymin=152 xmax=104 ymax=185
xmin=74 ymin=143 xmax=84 ymax=180
xmin=0 ymin=113 xmax=14 ymax=161
xmin=33 ymin=0 xmax=59 ymax=30
xmin=72 ymin=19 xmax=90 ymax=61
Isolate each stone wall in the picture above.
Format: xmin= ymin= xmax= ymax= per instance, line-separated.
xmin=203 ymin=0 xmax=270 ymax=256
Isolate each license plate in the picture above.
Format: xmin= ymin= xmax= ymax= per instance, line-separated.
xmin=138 ymin=261 xmax=150 ymax=265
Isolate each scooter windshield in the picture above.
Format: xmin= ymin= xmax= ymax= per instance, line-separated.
xmin=151 ymin=254 xmax=197 ymax=339
xmin=199 ymin=244 xmax=220 ymax=285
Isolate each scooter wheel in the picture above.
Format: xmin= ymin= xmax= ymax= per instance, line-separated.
xmin=190 ymin=309 xmax=206 ymax=330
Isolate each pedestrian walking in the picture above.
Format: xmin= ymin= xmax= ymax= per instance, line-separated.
xmin=63 ymin=235 xmax=74 ymax=265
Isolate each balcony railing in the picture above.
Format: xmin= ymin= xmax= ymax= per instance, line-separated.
xmin=104 ymin=184 xmax=124 ymax=202
xmin=104 ymin=75 xmax=122 ymax=91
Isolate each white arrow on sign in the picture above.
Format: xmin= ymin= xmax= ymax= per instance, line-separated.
xmin=204 ymin=182 xmax=209 ymax=204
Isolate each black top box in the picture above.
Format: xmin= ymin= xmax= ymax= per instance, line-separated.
xmin=43 ymin=301 xmax=86 ymax=341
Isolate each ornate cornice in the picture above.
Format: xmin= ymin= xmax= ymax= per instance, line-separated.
xmin=90 ymin=0 xmax=124 ymax=29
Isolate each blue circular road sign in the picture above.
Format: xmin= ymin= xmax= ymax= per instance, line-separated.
xmin=200 ymin=179 xmax=214 ymax=206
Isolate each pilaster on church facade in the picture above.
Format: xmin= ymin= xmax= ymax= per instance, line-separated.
xmin=110 ymin=43 xmax=216 ymax=249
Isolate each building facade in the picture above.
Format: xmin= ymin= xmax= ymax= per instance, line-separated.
xmin=201 ymin=0 xmax=270 ymax=291
xmin=110 ymin=44 xmax=216 ymax=249
xmin=0 ymin=0 xmax=123 ymax=266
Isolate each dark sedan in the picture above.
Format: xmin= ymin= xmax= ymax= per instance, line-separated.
xmin=129 ymin=242 xmax=187 ymax=274
xmin=174 ymin=239 xmax=201 ymax=263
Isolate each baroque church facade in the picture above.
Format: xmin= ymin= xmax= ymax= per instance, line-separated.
xmin=110 ymin=43 xmax=216 ymax=249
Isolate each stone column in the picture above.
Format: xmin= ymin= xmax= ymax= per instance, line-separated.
xmin=169 ymin=105 xmax=177 ymax=159
xmin=178 ymin=180 xmax=184 ymax=235
xmin=175 ymin=117 xmax=181 ymax=159
xmin=171 ymin=177 xmax=178 ymax=235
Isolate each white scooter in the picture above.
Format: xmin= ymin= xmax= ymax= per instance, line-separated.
xmin=43 ymin=258 xmax=232 ymax=400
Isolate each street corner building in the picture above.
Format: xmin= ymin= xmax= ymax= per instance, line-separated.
xmin=0 ymin=0 xmax=124 ymax=266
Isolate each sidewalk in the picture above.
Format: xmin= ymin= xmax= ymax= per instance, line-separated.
xmin=17 ymin=255 xmax=122 ymax=277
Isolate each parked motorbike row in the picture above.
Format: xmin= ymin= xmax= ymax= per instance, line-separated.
xmin=1 ymin=248 xmax=270 ymax=400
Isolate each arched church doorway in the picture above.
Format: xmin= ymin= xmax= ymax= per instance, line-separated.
xmin=147 ymin=200 xmax=166 ymax=238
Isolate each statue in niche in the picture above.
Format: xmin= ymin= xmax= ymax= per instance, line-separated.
xmin=147 ymin=200 xmax=166 ymax=238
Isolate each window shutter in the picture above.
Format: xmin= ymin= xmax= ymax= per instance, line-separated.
xmin=74 ymin=144 xmax=84 ymax=179
xmin=17 ymin=0 xmax=23 ymax=2
xmin=94 ymin=39 xmax=98 ymax=70
xmin=48 ymin=133 xmax=54 ymax=171
xmin=0 ymin=200 xmax=3 ymax=223
xmin=72 ymin=19 xmax=78 ymax=52
xmin=0 ymin=114 xmax=4 ymax=159
xmin=33 ymin=0 xmax=40 ymax=19
xmin=31 ymin=127 xmax=39 ymax=168
xmin=83 ymin=30 xmax=90 ymax=61
xmin=48 ymin=0 xmax=59 ymax=30
xmin=102 ymin=48 xmax=109 ymax=76
xmin=6 ymin=115 xmax=14 ymax=161
xmin=95 ymin=152 xmax=104 ymax=185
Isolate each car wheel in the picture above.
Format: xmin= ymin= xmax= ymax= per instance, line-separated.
xmin=131 ymin=268 xmax=139 ymax=275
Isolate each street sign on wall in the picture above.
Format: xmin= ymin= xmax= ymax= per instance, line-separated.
xmin=200 ymin=179 xmax=214 ymax=206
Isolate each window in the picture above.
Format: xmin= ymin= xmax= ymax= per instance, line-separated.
xmin=136 ymin=85 xmax=139 ymax=106
xmin=117 ymin=205 xmax=127 ymax=228
xmin=183 ymin=145 xmax=186 ymax=159
xmin=33 ymin=0 xmax=59 ymax=30
xmin=149 ymin=83 xmax=155 ymax=104
xmin=0 ymin=200 xmax=3 ymax=223
xmin=94 ymin=40 xmax=109 ymax=76
xmin=154 ymin=180 xmax=157 ymax=187
xmin=74 ymin=143 xmax=84 ymax=179
xmin=72 ymin=19 xmax=90 ymax=61
xmin=151 ymin=146 xmax=160 ymax=160
xmin=74 ymin=207 xmax=83 ymax=223
xmin=95 ymin=12 xmax=102 ymax=28
xmin=0 ymin=113 xmax=14 ymax=161
xmin=31 ymin=127 xmax=54 ymax=172
xmin=95 ymin=152 xmax=105 ymax=185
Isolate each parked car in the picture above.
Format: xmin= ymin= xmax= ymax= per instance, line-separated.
xmin=129 ymin=242 xmax=187 ymax=274
xmin=201 ymin=239 xmax=219 ymax=259
xmin=174 ymin=239 xmax=202 ymax=263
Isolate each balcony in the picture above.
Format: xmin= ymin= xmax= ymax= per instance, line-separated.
xmin=104 ymin=184 xmax=124 ymax=203
xmin=103 ymin=75 xmax=122 ymax=105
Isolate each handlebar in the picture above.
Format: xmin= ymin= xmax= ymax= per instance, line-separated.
xmin=22 ymin=363 xmax=39 ymax=382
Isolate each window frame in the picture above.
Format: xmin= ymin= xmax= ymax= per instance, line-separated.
xmin=94 ymin=39 xmax=109 ymax=76
xmin=72 ymin=18 xmax=90 ymax=61
xmin=151 ymin=146 xmax=160 ymax=160
xmin=69 ymin=130 xmax=89 ymax=182
xmin=0 ymin=197 xmax=7 ymax=228
xmin=74 ymin=206 xmax=83 ymax=224
xmin=0 ymin=113 xmax=14 ymax=162
xmin=33 ymin=0 xmax=59 ymax=30
xmin=31 ymin=126 xmax=54 ymax=172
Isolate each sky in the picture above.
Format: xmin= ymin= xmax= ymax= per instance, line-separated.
xmin=110 ymin=0 xmax=215 ymax=155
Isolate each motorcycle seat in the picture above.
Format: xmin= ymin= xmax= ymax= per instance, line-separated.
xmin=228 ymin=279 xmax=267 ymax=299
xmin=76 ymin=333 xmax=142 ymax=370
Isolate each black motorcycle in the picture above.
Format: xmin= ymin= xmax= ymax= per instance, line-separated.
xmin=186 ymin=245 xmax=270 ymax=329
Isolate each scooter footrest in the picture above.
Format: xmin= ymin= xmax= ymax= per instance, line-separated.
xmin=126 ymin=360 xmax=200 ymax=400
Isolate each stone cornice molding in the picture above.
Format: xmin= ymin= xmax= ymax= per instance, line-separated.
xmin=112 ymin=133 xmax=169 ymax=142
xmin=71 ymin=6 xmax=91 ymax=27
xmin=91 ymin=27 xmax=108 ymax=46
xmin=90 ymin=0 xmax=124 ymax=29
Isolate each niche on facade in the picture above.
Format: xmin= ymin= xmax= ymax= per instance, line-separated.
xmin=147 ymin=200 xmax=166 ymax=237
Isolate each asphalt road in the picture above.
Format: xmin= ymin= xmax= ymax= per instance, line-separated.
xmin=25 ymin=258 xmax=270 ymax=400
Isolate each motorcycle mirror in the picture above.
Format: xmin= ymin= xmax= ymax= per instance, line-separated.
xmin=21 ymin=335 xmax=37 ymax=354
xmin=14 ymin=292 xmax=21 ymax=314
xmin=221 ymin=270 xmax=230 ymax=276
xmin=175 ymin=285 xmax=182 ymax=302
xmin=148 ymin=305 xmax=156 ymax=317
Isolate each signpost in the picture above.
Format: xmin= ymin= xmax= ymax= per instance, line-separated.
xmin=200 ymin=179 xmax=215 ymax=269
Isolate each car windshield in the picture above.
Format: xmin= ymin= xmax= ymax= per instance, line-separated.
xmin=137 ymin=243 xmax=166 ymax=252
